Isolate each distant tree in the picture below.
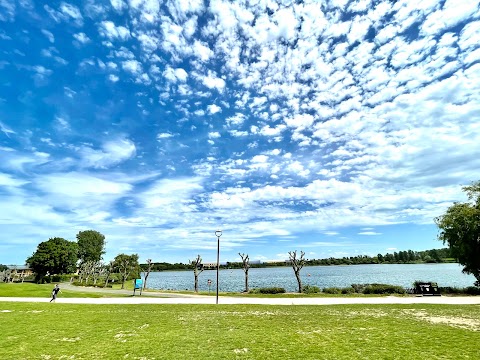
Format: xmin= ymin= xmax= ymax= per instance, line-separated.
xmin=238 ymin=253 xmax=250 ymax=292
xmin=0 ymin=264 xmax=7 ymax=272
xmin=26 ymin=237 xmax=78 ymax=279
xmin=377 ymin=254 xmax=384 ymax=263
xmin=143 ymin=259 xmax=154 ymax=290
xmin=113 ymin=253 xmax=139 ymax=289
xmin=435 ymin=181 xmax=480 ymax=286
xmin=77 ymin=230 xmax=106 ymax=264
xmin=288 ymin=250 xmax=306 ymax=293
xmin=190 ymin=255 xmax=204 ymax=293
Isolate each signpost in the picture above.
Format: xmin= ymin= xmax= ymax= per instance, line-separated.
xmin=215 ymin=230 xmax=222 ymax=304
xmin=208 ymin=279 xmax=212 ymax=295
xmin=133 ymin=278 xmax=143 ymax=296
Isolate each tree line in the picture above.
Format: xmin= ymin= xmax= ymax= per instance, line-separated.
xmin=23 ymin=230 xmax=141 ymax=289
xmin=137 ymin=247 xmax=452 ymax=272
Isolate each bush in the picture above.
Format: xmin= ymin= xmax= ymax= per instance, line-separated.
xmin=465 ymin=286 xmax=480 ymax=295
xmin=302 ymin=285 xmax=321 ymax=294
xmin=341 ymin=287 xmax=355 ymax=294
xmin=351 ymin=284 xmax=367 ymax=293
xmin=323 ymin=287 xmax=342 ymax=294
xmin=363 ymin=284 xmax=406 ymax=294
xmin=249 ymin=287 xmax=286 ymax=294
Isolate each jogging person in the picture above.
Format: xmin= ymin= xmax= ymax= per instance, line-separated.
xmin=50 ymin=284 xmax=61 ymax=302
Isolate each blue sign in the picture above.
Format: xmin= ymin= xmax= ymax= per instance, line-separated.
xmin=134 ymin=279 xmax=143 ymax=289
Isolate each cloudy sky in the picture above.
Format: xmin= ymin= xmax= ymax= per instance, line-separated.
xmin=1 ymin=0 xmax=479 ymax=265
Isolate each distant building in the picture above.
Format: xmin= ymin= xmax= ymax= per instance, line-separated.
xmin=201 ymin=262 xmax=228 ymax=269
xmin=4 ymin=265 xmax=33 ymax=282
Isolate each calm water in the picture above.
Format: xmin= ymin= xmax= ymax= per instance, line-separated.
xmin=144 ymin=263 xmax=476 ymax=292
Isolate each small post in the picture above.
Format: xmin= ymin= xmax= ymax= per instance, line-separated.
xmin=215 ymin=230 xmax=222 ymax=304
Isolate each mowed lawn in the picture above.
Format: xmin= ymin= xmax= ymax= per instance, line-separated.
xmin=0 ymin=303 xmax=479 ymax=360
xmin=0 ymin=283 xmax=120 ymax=298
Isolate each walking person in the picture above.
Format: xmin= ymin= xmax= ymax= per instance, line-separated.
xmin=50 ymin=284 xmax=61 ymax=302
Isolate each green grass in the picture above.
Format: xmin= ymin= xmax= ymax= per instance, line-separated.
xmin=0 ymin=303 xmax=479 ymax=359
xmin=0 ymin=283 xmax=118 ymax=298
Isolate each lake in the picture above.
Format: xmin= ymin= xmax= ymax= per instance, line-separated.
xmin=143 ymin=263 xmax=476 ymax=292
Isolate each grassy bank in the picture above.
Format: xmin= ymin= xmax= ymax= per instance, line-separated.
xmin=1 ymin=303 xmax=479 ymax=359
xmin=0 ymin=283 xmax=119 ymax=298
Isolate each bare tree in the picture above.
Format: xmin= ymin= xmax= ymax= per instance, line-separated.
xmin=238 ymin=253 xmax=250 ymax=292
xmin=143 ymin=259 xmax=154 ymax=290
xmin=103 ymin=260 xmax=115 ymax=288
xmin=288 ymin=250 xmax=306 ymax=293
xmin=91 ymin=261 xmax=102 ymax=285
xmin=191 ymin=255 xmax=204 ymax=293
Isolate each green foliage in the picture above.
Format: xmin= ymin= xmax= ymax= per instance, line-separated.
xmin=435 ymin=181 xmax=480 ymax=287
xmin=26 ymin=237 xmax=78 ymax=279
xmin=76 ymin=230 xmax=106 ymax=264
xmin=249 ymin=287 xmax=286 ymax=294
xmin=0 ymin=264 xmax=8 ymax=271
xmin=438 ymin=286 xmax=480 ymax=295
xmin=341 ymin=287 xmax=355 ymax=294
xmin=362 ymin=284 xmax=406 ymax=294
xmin=302 ymin=285 xmax=321 ymax=294
xmin=322 ymin=287 xmax=343 ymax=294
xmin=113 ymin=253 xmax=140 ymax=289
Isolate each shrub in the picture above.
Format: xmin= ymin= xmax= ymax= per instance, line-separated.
xmin=465 ymin=286 xmax=480 ymax=295
xmin=351 ymin=284 xmax=367 ymax=293
xmin=363 ymin=284 xmax=406 ymax=294
xmin=341 ymin=287 xmax=355 ymax=294
xmin=323 ymin=287 xmax=342 ymax=294
xmin=302 ymin=285 xmax=321 ymax=294
xmin=254 ymin=287 xmax=286 ymax=294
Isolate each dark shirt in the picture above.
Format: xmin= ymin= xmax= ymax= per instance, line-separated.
xmin=52 ymin=287 xmax=60 ymax=295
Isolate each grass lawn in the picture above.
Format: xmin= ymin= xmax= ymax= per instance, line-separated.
xmin=0 ymin=283 xmax=121 ymax=298
xmin=0 ymin=303 xmax=479 ymax=359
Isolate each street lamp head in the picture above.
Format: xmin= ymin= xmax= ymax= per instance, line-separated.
xmin=215 ymin=230 xmax=222 ymax=237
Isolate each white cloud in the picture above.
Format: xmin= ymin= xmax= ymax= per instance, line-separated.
xmin=202 ymin=74 xmax=226 ymax=91
xmin=207 ymin=104 xmax=222 ymax=114
xmin=122 ymin=60 xmax=142 ymax=75
xmin=79 ymin=138 xmax=136 ymax=169
xmin=100 ymin=21 xmax=130 ymax=40
xmin=192 ymin=40 xmax=213 ymax=61
xmin=358 ymin=231 xmax=382 ymax=236
xmin=110 ymin=0 xmax=126 ymax=12
xmin=73 ymin=32 xmax=90 ymax=44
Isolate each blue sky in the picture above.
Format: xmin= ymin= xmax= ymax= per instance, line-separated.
xmin=1 ymin=0 xmax=479 ymax=265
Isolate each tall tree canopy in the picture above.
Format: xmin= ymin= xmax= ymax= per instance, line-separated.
xmin=435 ymin=181 xmax=480 ymax=286
xmin=26 ymin=237 xmax=78 ymax=277
xmin=76 ymin=230 xmax=106 ymax=264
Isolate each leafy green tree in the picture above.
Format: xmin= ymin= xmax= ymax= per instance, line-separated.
xmin=113 ymin=253 xmax=139 ymax=289
xmin=76 ymin=230 xmax=106 ymax=264
xmin=26 ymin=237 xmax=78 ymax=279
xmin=435 ymin=181 xmax=480 ymax=286
xmin=0 ymin=264 xmax=7 ymax=271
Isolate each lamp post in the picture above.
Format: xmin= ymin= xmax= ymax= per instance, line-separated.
xmin=215 ymin=230 xmax=222 ymax=304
